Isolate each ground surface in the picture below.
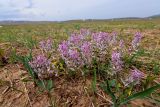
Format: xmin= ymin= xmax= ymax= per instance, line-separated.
xmin=0 ymin=19 xmax=160 ymax=107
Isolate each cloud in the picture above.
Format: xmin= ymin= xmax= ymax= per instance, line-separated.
xmin=0 ymin=0 xmax=113 ymax=20
xmin=0 ymin=0 xmax=35 ymax=20
xmin=0 ymin=0 xmax=160 ymax=21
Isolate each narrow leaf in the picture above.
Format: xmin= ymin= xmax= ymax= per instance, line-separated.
xmin=121 ymin=84 xmax=160 ymax=105
xmin=100 ymin=80 xmax=116 ymax=102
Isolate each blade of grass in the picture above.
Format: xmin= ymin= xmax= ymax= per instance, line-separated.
xmin=120 ymin=84 xmax=160 ymax=105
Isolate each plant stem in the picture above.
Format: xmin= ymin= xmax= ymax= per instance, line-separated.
xmin=92 ymin=67 xmax=97 ymax=92
xmin=48 ymin=92 xmax=55 ymax=107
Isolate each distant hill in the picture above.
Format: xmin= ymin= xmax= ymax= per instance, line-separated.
xmin=0 ymin=14 xmax=160 ymax=25
xmin=148 ymin=14 xmax=160 ymax=19
xmin=0 ymin=18 xmax=145 ymax=25
xmin=0 ymin=21 xmax=57 ymax=25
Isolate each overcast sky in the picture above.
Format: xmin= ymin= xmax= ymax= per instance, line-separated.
xmin=0 ymin=0 xmax=160 ymax=21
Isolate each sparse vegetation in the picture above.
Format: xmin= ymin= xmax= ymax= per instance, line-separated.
xmin=0 ymin=19 xmax=160 ymax=107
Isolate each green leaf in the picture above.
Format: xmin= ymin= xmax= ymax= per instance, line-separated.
xmin=120 ymin=84 xmax=160 ymax=105
xmin=27 ymin=50 xmax=33 ymax=61
xmin=15 ymin=52 xmax=35 ymax=79
xmin=47 ymin=79 xmax=53 ymax=91
xmin=109 ymin=79 xmax=116 ymax=87
xmin=36 ymin=80 xmax=46 ymax=90
xmin=100 ymin=80 xmax=116 ymax=102
xmin=92 ymin=67 xmax=97 ymax=92
xmin=143 ymin=75 xmax=156 ymax=89
xmin=153 ymin=63 xmax=160 ymax=75
xmin=23 ymin=57 xmax=35 ymax=78
xmin=128 ymin=49 xmax=145 ymax=64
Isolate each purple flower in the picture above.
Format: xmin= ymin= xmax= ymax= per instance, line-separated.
xmin=111 ymin=51 xmax=123 ymax=73
xmin=46 ymin=39 xmax=52 ymax=49
xmin=92 ymin=32 xmax=109 ymax=43
xmin=80 ymin=29 xmax=90 ymax=36
xmin=68 ymin=49 xmax=83 ymax=67
xmin=119 ymin=40 xmax=124 ymax=49
xmin=81 ymin=41 xmax=92 ymax=64
xmin=30 ymin=55 xmax=49 ymax=68
xmin=39 ymin=41 xmax=45 ymax=49
xmin=58 ymin=41 xmax=69 ymax=58
xmin=68 ymin=49 xmax=80 ymax=60
xmin=119 ymin=40 xmax=125 ymax=54
xmin=111 ymin=32 xmax=117 ymax=44
xmin=81 ymin=41 xmax=92 ymax=55
xmin=130 ymin=69 xmax=144 ymax=81
xmin=29 ymin=55 xmax=53 ymax=78
xmin=132 ymin=32 xmax=142 ymax=50
xmin=39 ymin=38 xmax=53 ymax=52
xmin=124 ymin=68 xmax=144 ymax=86
xmin=69 ymin=33 xmax=82 ymax=45
xmin=92 ymin=32 xmax=110 ymax=51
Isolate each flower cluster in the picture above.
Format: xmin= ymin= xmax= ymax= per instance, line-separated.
xmin=29 ymin=38 xmax=58 ymax=79
xmin=69 ymin=33 xmax=83 ymax=46
xmin=124 ymin=68 xmax=144 ymax=86
xmin=130 ymin=68 xmax=144 ymax=82
xmin=80 ymin=41 xmax=92 ymax=64
xmin=58 ymin=30 xmax=91 ymax=68
xmin=132 ymin=32 xmax=142 ymax=50
xmin=68 ymin=49 xmax=82 ymax=65
xmin=119 ymin=40 xmax=124 ymax=49
xmin=58 ymin=41 xmax=69 ymax=59
xmin=58 ymin=30 xmax=114 ymax=69
xmin=39 ymin=38 xmax=53 ymax=52
xmin=80 ymin=28 xmax=91 ymax=36
xmin=29 ymin=29 xmax=144 ymax=87
xmin=111 ymin=51 xmax=123 ymax=73
xmin=58 ymin=29 xmax=142 ymax=70
xmin=29 ymin=55 xmax=54 ymax=79
xmin=58 ymin=29 xmax=144 ymax=86
xmin=92 ymin=32 xmax=110 ymax=51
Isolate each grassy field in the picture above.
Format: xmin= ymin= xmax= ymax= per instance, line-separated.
xmin=0 ymin=19 xmax=160 ymax=107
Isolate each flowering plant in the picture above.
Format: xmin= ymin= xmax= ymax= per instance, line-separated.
xmin=15 ymin=29 xmax=160 ymax=107
xmin=58 ymin=29 xmax=160 ymax=106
